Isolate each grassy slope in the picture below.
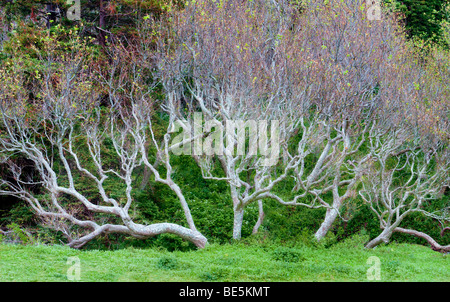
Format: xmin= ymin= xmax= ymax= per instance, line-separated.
xmin=0 ymin=236 xmax=448 ymax=282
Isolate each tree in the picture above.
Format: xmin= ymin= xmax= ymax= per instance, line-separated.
xmin=361 ymin=137 xmax=449 ymax=250
xmin=151 ymin=0 xmax=425 ymax=241
xmin=0 ymin=31 xmax=207 ymax=249
xmin=152 ymin=0 xmax=306 ymax=240
xmin=361 ymin=44 xmax=450 ymax=251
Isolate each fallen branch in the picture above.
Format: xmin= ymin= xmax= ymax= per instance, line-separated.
xmin=394 ymin=227 xmax=450 ymax=253
xmin=441 ymin=227 xmax=450 ymax=237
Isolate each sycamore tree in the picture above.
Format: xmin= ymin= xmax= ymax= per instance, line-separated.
xmin=0 ymin=29 xmax=207 ymax=248
xmin=150 ymin=0 xmax=429 ymax=241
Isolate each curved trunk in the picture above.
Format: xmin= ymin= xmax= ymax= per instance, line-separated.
xmin=365 ymin=212 xmax=411 ymax=249
xmin=440 ymin=227 xmax=450 ymax=237
xmin=314 ymin=206 xmax=339 ymax=241
xmin=168 ymin=181 xmax=199 ymax=232
xmin=365 ymin=227 xmax=394 ymax=249
xmin=315 ymin=193 xmax=345 ymax=242
xmin=67 ymin=224 xmax=134 ymax=249
xmin=68 ymin=222 xmax=208 ymax=249
xmin=252 ymin=200 xmax=265 ymax=235
xmin=138 ymin=222 xmax=207 ymax=248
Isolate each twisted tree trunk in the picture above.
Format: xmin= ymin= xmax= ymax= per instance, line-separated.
xmin=315 ymin=196 xmax=342 ymax=241
xmin=252 ymin=200 xmax=265 ymax=235
xmin=67 ymin=223 xmax=207 ymax=249
xmin=364 ymin=226 xmax=450 ymax=253
xmin=314 ymin=207 xmax=339 ymax=241
xmin=393 ymin=227 xmax=450 ymax=253
xmin=365 ymin=227 xmax=394 ymax=249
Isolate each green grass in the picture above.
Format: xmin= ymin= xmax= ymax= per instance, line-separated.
xmin=0 ymin=237 xmax=448 ymax=282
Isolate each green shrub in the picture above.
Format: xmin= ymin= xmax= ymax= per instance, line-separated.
xmin=4 ymin=222 xmax=35 ymax=245
xmin=331 ymin=229 xmax=370 ymax=249
xmin=271 ymin=246 xmax=305 ymax=263
xmin=1 ymin=201 xmax=35 ymax=226
xmin=153 ymin=234 xmax=196 ymax=252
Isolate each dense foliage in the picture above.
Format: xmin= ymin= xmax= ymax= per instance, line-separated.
xmin=388 ymin=0 xmax=450 ymax=47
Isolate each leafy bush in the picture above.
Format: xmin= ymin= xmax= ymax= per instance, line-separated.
xmin=2 ymin=223 xmax=35 ymax=245
xmin=331 ymin=229 xmax=371 ymax=250
xmin=386 ymin=0 xmax=450 ymax=47
xmin=261 ymin=199 xmax=326 ymax=244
